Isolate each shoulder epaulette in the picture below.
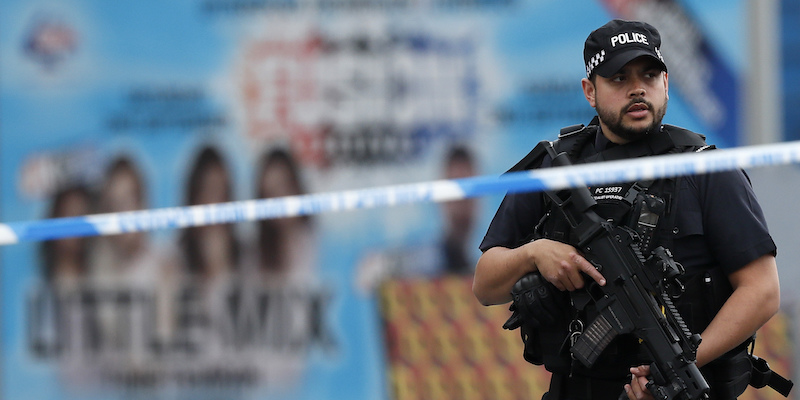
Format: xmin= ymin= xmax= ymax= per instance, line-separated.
xmin=558 ymin=124 xmax=586 ymax=138
xmin=506 ymin=122 xmax=596 ymax=173
xmin=505 ymin=141 xmax=550 ymax=174
xmin=661 ymin=124 xmax=709 ymax=148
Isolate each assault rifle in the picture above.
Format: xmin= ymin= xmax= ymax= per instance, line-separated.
xmin=540 ymin=141 xmax=710 ymax=400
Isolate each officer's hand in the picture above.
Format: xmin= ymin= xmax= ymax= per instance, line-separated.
xmin=625 ymin=366 xmax=654 ymax=400
xmin=507 ymin=272 xmax=568 ymax=329
xmin=529 ymin=239 xmax=606 ymax=291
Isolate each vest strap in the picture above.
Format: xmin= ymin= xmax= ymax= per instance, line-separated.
xmin=581 ymin=124 xmax=707 ymax=164
xmin=505 ymin=122 xmax=708 ymax=173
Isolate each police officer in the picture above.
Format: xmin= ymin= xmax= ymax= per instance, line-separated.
xmin=473 ymin=19 xmax=781 ymax=400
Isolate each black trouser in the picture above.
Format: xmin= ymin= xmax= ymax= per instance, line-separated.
xmin=544 ymin=358 xmax=752 ymax=400
xmin=543 ymin=373 xmax=627 ymax=400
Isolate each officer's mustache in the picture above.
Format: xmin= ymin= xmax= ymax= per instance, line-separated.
xmin=622 ymin=98 xmax=653 ymax=115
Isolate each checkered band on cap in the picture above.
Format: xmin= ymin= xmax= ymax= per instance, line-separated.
xmin=586 ymin=50 xmax=605 ymax=78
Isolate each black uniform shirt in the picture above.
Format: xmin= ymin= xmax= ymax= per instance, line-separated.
xmin=479 ymin=128 xmax=777 ymax=277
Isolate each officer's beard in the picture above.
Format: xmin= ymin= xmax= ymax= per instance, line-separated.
xmin=596 ymin=97 xmax=668 ymax=142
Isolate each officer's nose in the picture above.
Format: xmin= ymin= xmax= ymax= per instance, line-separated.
xmin=630 ymin=87 xmax=646 ymax=98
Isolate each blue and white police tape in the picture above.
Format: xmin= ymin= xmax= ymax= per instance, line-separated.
xmin=1 ymin=140 xmax=800 ymax=246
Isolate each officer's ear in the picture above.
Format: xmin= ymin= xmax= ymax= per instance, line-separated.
xmin=663 ymin=71 xmax=669 ymax=101
xmin=582 ymin=77 xmax=596 ymax=108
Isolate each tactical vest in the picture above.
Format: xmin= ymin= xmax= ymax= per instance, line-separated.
xmin=507 ymin=120 xmax=793 ymax=399
xmin=510 ymin=117 xmax=713 ymax=259
xmin=510 ymin=120 xmax=739 ymax=379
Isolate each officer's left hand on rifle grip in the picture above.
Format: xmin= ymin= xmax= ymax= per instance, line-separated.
xmin=503 ymin=272 xmax=568 ymax=330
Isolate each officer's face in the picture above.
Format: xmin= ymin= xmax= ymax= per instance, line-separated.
xmin=582 ymin=57 xmax=669 ymax=144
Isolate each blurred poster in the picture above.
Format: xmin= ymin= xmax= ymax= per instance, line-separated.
xmin=782 ymin=0 xmax=800 ymax=141
xmin=0 ymin=0 xmax=746 ymax=399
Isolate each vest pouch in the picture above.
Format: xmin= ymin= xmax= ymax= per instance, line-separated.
xmin=505 ymin=271 xmax=573 ymax=374
xmin=670 ymin=198 xmax=732 ymax=335
xmin=513 ymin=292 xmax=573 ymax=373
xmin=674 ymin=267 xmax=732 ymax=335
xmin=519 ymin=317 xmax=572 ymax=374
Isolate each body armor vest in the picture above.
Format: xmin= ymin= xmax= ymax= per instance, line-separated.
xmin=511 ymin=121 xmax=735 ymax=378
xmin=506 ymin=120 xmax=793 ymax=399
